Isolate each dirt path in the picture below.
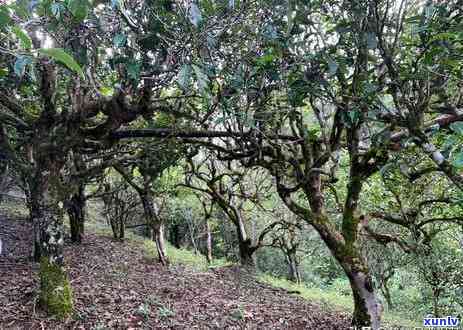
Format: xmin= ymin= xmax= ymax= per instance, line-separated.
xmin=0 ymin=209 xmax=350 ymax=329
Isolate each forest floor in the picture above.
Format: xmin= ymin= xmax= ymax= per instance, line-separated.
xmin=0 ymin=199 xmax=354 ymax=329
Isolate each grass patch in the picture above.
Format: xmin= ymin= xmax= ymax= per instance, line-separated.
xmin=0 ymin=197 xmax=29 ymax=218
xmin=258 ymin=274 xmax=419 ymax=328
xmin=142 ymin=239 xmax=231 ymax=272
xmin=86 ymin=200 xmax=231 ymax=271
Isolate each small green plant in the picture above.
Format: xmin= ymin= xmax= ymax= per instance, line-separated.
xmin=230 ymin=305 xmax=245 ymax=320
xmin=146 ymin=294 xmax=162 ymax=306
xmin=158 ymin=305 xmax=175 ymax=319
xmin=92 ymin=324 xmax=109 ymax=330
xmin=136 ymin=303 xmax=150 ymax=320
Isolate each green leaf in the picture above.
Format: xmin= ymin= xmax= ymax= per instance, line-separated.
xmin=111 ymin=0 xmax=120 ymax=9
xmin=327 ymin=59 xmax=338 ymax=76
xmin=188 ymin=3 xmax=202 ymax=27
xmin=113 ymin=33 xmax=127 ymax=48
xmin=178 ymin=64 xmax=192 ymax=91
xmin=0 ymin=6 xmax=11 ymax=28
xmin=450 ymin=122 xmax=463 ymax=135
xmin=68 ymin=0 xmax=89 ymax=22
xmin=51 ymin=3 xmax=64 ymax=18
xmin=38 ymin=48 xmax=84 ymax=78
xmin=14 ymin=55 xmax=32 ymax=77
xmin=411 ymin=25 xmax=427 ymax=35
xmin=127 ymin=62 xmax=141 ymax=81
xmin=192 ymin=64 xmax=209 ymax=94
xmin=425 ymin=5 xmax=435 ymax=18
xmin=11 ymin=26 xmax=32 ymax=49
xmin=256 ymin=53 xmax=275 ymax=67
xmin=262 ymin=24 xmax=278 ymax=40
xmin=99 ymin=86 xmax=114 ymax=96
xmin=12 ymin=0 xmax=30 ymax=19
xmin=0 ymin=67 xmax=8 ymax=77
xmin=452 ymin=151 xmax=463 ymax=169
xmin=405 ymin=15 xmax=421 ymax=23
xmin=366 ymin=32 xmax=377 ymax=49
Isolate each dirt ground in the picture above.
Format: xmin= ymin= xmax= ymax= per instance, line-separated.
xmin=0 ymin=206 xmax=351 ymax=329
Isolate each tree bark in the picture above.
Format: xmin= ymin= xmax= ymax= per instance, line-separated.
xmin=235 ymin=216 xmax=256 ymax=267
xmin=205 ymin=217 xmax=213 ymax=263
xmin=0 ymin=124 xmax=9 ymax=204
xmin=65 ymin=184 xmax=86 ymax=244
xmin=432 ymin=287 xmax=441 ymax=317
xmin=286 ymin=250 xmax=301 ymax=284
xmin=238 ymin=238 xmax=256 ymax=267
xmin=141 ymin=192 xmax=168 ymax=265
xmin=0 ymin=162 xmax=7 ymax=203
xmin=110 ymin=217 xmax=125 ymax=240
xmin=349 ymin=271 xmax=381 ymax=329
xmin=170 ymin=224 xmax=181 ymax=248
xmin=153 ymin=222 xmax=168 ymax=266
xmin=32 ymin=168 xmax=73 ymax=318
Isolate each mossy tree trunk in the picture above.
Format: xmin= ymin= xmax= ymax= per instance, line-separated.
xmin=338 ymin=253 xmax=381 ymax=329
xmin=32 ymin=162 xmax=73 ymax=319
xmin=277 ymin=161 xmax=383 ymax=328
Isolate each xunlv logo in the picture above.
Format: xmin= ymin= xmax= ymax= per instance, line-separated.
xmin=423 ymin=316 xmax=460 ymax=327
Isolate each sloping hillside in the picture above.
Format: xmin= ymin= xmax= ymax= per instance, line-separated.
xmin=0 ymin=201 xmax=351 ymax=329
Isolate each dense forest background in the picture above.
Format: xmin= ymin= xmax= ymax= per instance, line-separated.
xmin=0 ymin=0 xmax=463 ymax=328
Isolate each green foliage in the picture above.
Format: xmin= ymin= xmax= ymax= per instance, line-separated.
xmin=143 ymin=240 xmax=231 ymax=272
xmin=14 ymin=55 xmax=32 ymax=77
xmin=0 ymin=5 xmax=12 ymax=28
xmin=113 ymin=33 xmax=127 ymax=48
xmin=258 ymin=274 xmax=419 ymax=327
xmin=11 ymin=26 xmax=32 ymax=49
xmin=157 ymin=305 xmax=175 ymax=319
xmin=178 ymin=64 xmax=192 ymax=91
xmin=136 ymin=303 xmax=150 ymax=319
xmin=38 ymin=48 xmax=84 ymax=78
xmin=68 ymin=0 xmax=89 ymax=22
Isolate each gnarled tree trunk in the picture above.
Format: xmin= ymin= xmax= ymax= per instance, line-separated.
xmin=205 ymin=217 xmax=213 ymax=263
xmin=0 ymin=162 xmax=7 ymax=203
xmin=238 ymin=238 xmax=256 ymax=267
xmin=286 ymin=249 xmax=301 ymax=284
xmin=32 ymin=167 xmax=73 ymax=319
xmin=141 ymin=192 xmax=168 ymax=265
xmin=235 ymin=216 xmax=257 ymax=267
xmin=152 ymin=222 xmax=168 ymax=265
xmin=345 ymin=264 xmax=382 ymax=329
xmin=322 ymin=232 xmax=382 ymax=329
xmin=65 ymin=183 xmax=86 ymax=243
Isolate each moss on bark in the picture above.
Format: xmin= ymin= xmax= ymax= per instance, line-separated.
xmin=39 ymin=257 xmax=73 ymax=319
